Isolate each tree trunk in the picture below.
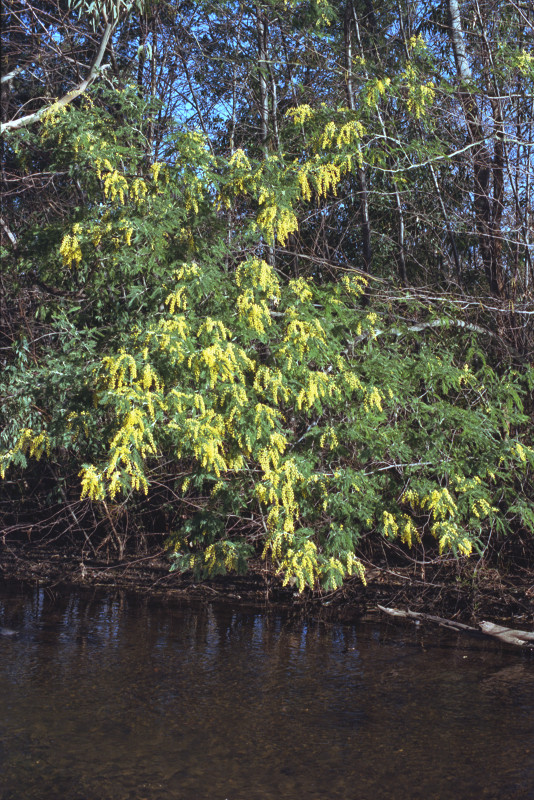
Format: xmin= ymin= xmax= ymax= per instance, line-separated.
xmin=256 ymin=7 xmax=270 ymax=157
xmin=345 ymin=1 xmax=372 ymax=276
xmin=447 ymin=0 xmax=507 ymax=297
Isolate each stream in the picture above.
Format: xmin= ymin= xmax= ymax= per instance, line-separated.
xmin=1 ymin=582 xmax=533 ymax=799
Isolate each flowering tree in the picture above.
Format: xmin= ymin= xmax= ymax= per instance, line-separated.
xmin=1 ymin=0 xmax=533 ymax=588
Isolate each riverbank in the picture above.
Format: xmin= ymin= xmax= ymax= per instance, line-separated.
xmin=1 ymin=536 xmax=532 ymax=627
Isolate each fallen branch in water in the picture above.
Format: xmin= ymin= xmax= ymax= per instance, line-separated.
xmin=377 ymin=605 xmax=534 ymax=648
xmin=478 ymin=621 xmax=534 ymax=648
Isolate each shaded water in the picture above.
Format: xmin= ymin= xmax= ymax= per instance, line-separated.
xmin=1 ymin=584 xmax=533 ymax=800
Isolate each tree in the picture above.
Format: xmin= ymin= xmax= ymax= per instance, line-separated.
xmin=1 ymin=0 xmax=533 ymax=588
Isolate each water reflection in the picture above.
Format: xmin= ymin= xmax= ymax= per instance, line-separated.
xmin=1 ymin=583 xmax=533 ymax=800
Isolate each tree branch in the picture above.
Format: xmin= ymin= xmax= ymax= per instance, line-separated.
xmin=1 ymin=66 xmax=24 ymax=84
xmin=0 ymin=22 xmax=114 ymax=135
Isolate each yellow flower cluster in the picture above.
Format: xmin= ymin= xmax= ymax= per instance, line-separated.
xmin=131 ymin=178 xmax=148 ymax=203
xmin=296 ymin=371 xmax=331 ymax=411
xmin=409 ymin=34 xmax=427 ymax=51
xmin=103 ymin=169 xmax=129 ymax=204
xmin=289 ymin=277 xmax=313 ymax=303
xmin=180 ymin=411 xmax=227 ymax=477
xmin=321 ymin=121 xmax=336 ymax=149
xmin=101 ymin=351 xmax=138 ymax=390
xmin=79 ymin=465 xmax=105 ymax=501
xmin=382 ymin=510 xmax=398 ymax=538
xmin=421 ymin=487 xmax=457 ymax=520
xmin=150 ymin=162 xmax=167 ymax=184
xmin=515 ymin=442 xmax=531 ymax=463
xmin=285 ymin=104 xmax=314 ymax=125
xmin=281 ymin=460 xmax=302 ymax=532
xmin=256 ymin=200 xmax=298 ymax=246
xmin=401 ymin=488 xmax=419 ymax=508
xmin=203 ymin=542 xmax=242 ymax=574
xmin=60 ymin=231 xmax=82 ymax=268
xmin=89 ymin=218 xmax=112 ymax=248
xmin=80 ymin=385 xmax=159 ymax=501
xmin=283 ymin=314 xmax=326 ymax=359
xmin=0 ymin=428 xmax=50 ymax=478
xmin=517 ymin=49 xmax=534 ymax=76
xmin=336 ymin=120 xmax=365 ymax=147
xmin=110 ymin=219 xmax=135 ymax=249
xmin=404 ymin=63 xmax=435 ymax=118
xmin=315 ymin=162 xmax=341 ymax=198
xmin=189 ymin=340 xmax=252 ymax=388
xmin=148 ymin=317 xmax=189 ymax=359
xmin=280 ymin=540 xmax=319 ymax=591
xmin=382 ymin=506 xmax=414 ymax=544
xmin=253 ymin=366 xmax=290 ymax=406
xmin=254 ymin=403 xmax=281 ymax=438
xmin=226 ymin=149 xmax=259 ymax=195
xmin=40 ymin=102 xmax=67 ymax=140
xmin=471 ymin=498 xmax=495 ymax=519
xmin=236 ymin=290 xmax=271 ymax=335
xmin=107 ymin=408 xmax=155 ymax=478
xmin=297 ymin=165 xmax=313 ymax=202
xmin=140 ymin=361 xmax=162 ymax=393
xmin=174 ymin=262 xmax=201 ymax=283
xmin=346 ymin=552 xmax=367 ymax=585
xmin=433 ymin=520 xmax=472 ymax=556
xmin=454 ymin=474 xmax=481 ymax=492
xmin=363 ymin=386 xmax=383 ymax=412
xmin=185 ymin=176 xmax=204 ymax=213
xmin=165 ymin=286 xmax=188 ymax=313
xmin=341 ymin=274 xmax=367 ymax=297
xmin=236 ymin=258 xmax=280 ymax=299
xmin=399 ymin=514 xmax=419 ymax=547
xmin=339 ymin=369 xmax=364 ymax=394
xmin=257 ymin=456 xmax=303 ymax=538
xmin=364 ymin=77 xmax=391 ymax=108
xmin=197 ymin=316 xmax=232 ymax=342
xmin=229 ymin=148 xmax=251 ymax=170
xmin=264 ymin=529 xmax=287 ymax=560
xmin=314 ymin=0 xmax=332 ymax=26
xmin=257 ymin=442 xmax=282 ymax=477
xmin=319 ymin=426 xmax=339 ymax=450
xmin=319 ymin=119 xmax=366 ymax=151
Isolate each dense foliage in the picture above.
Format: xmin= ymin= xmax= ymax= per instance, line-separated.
xmin=1 ymin=0 xmax=533 ymax=590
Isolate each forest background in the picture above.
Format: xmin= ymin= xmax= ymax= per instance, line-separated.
xmin=1 ymin=0 xmax=533 ymax=596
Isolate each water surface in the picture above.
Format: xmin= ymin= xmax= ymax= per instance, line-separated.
xmin=1 ymin=583 xmax=533 ymax=799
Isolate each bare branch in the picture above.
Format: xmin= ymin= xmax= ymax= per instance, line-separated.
xmin=0 ymin=217 xmax=18 ymax=248
xmin=1 ymin=67 xmax=24 ymax=84
xmin=1 ymin=22 xmax=114 ymax=135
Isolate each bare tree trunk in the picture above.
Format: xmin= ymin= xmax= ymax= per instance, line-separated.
xmin=256 ymin=7 xmax=269 ymax=157
xmin=345 ymin=1 xmax=372 ymax=276
xmin=256 ymin=7 xmax=274 ymax=266
xmin=352 ymin=0 xmax=407 ymax=287
xmin=447 ymin=0 xmax=506 ymax=297
xmin=137 ymin=12 xmax=147 ymax=93
xmin=267 ymin=59 xmax=279 ymax=152
xmin=394 ymin=188 xmax=408 ymax=285
xmin=396 ymin=0 xmax=462 ymax=286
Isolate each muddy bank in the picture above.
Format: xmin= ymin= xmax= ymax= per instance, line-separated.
xmin=1 ymin=536 xmax=533 ymax=627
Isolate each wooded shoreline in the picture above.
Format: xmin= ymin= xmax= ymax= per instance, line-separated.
xmin=2 ymin=532 xmax=532 ymax=631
